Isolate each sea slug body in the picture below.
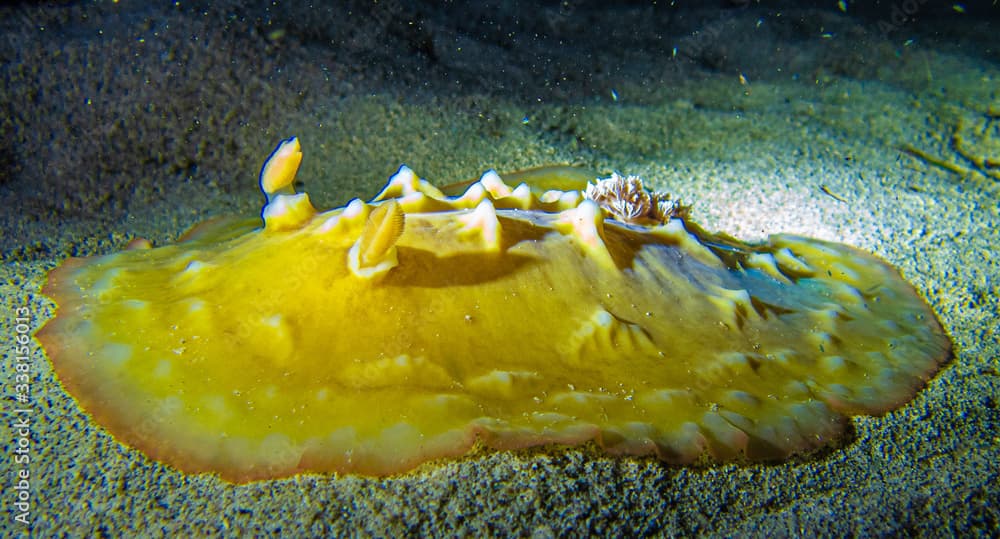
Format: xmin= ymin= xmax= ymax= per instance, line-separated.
xmin=37 ymin=137 xmax=952 ymax=482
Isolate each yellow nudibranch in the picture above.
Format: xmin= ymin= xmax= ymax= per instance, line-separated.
xmin=38 ymin=137 xmax=951 ymax=482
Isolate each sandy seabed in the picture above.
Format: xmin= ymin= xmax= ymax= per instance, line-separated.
xmin=1 ymin=2 xmax=997 ymax=537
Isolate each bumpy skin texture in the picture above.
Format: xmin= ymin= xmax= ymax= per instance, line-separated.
xmin=38 ymin=159 xmax=951 ymax=482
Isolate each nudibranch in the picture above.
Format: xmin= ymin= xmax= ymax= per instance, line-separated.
xmin=38 ymin=137 xmax=951 ymax=482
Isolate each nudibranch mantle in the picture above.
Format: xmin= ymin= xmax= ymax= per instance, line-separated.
xmin=38 ymin=137 xmax=951 ymax=482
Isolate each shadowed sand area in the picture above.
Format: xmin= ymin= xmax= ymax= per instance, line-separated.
xmin=1 ymin=1 xmax=997 ymax=536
